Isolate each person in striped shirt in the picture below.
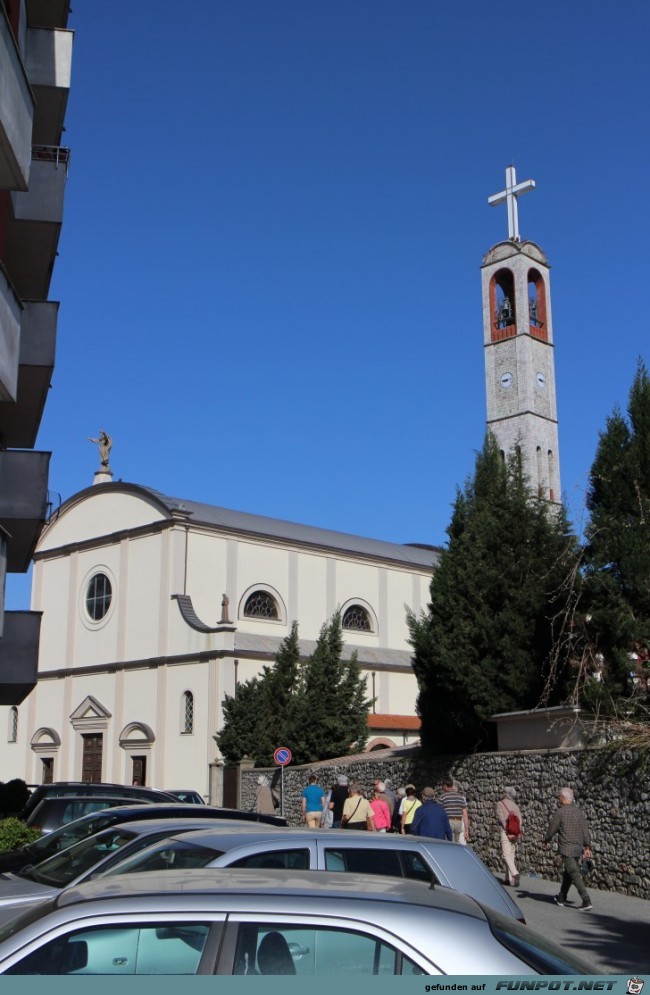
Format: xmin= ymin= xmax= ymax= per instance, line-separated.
xmin=439 ymin=776 xmax=469 ymax=845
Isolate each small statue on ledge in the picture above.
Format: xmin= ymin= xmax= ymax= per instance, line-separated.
xmin=219 ymin=593 xmax=231 ymax=625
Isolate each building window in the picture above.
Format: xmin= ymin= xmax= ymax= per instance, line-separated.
xmin=342 ymin=604 xmax=372 ymax=632
xmin=244 ymin=591 xmax=279 ymax=620
xmin=182 ymin=691 xmax=194 ymax=734
xmin=85 ymin=573 xmax=112 ymax=621
xmin=8 ymin=707 xmax=18 ymax=743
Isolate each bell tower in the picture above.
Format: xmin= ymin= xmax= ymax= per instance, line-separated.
xmin=481 ymin=166 xmax=561 ymax=502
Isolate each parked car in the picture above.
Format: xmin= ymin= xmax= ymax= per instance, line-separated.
xmin=100 ymin=826 xmax=524 ymax=922
xmin=0 ymin=818 xmax=278 ymax=925
xmin=0 ymin=803 xmax=287 ymax=876
xmin=19 ymin=783 xmax=177 ymax=822
xmin=166 ymin=791 xmax=205 ymax=804
xmin=24 ymin=796 xmax=152 ymax=834
xmin=0 ymin=868 xmax=593 ymax=975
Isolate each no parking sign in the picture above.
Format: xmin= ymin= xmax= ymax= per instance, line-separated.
xmin=274 ymin=746 xmax=292 ymax=766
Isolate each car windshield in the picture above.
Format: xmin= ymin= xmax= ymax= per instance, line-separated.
xmin=102 ymin=839 xmax=223 ymax=877
xmin=25 ymin=813 xmax=120 ymax=863
xmin=482 ymin=905 xmax=595 ymax=974
xmin=20 ymin=829 xmax=137 ymax=888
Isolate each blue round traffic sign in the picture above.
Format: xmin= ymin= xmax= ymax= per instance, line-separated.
xmin=274 ymin=747 xmax=292 ymax=766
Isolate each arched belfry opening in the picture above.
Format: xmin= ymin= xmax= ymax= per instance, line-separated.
xmin=528 ymin=268 xmax=548 ymax=341
xmin=490 ymin=269 xmax=516 ymax=342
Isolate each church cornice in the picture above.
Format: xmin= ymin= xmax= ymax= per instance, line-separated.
xmin=481 ymin=239 xmax=549 ymax=267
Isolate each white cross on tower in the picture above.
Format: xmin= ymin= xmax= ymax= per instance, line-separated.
xmin=488 ymin=165 xmax=535 ymax=242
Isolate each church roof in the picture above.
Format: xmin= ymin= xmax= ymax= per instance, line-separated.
xmin=140 ymin=485 xmax=440 ymax=570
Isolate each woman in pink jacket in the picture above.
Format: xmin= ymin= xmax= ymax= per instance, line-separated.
xmin=370 ymin=787 xmax=392 ymax=832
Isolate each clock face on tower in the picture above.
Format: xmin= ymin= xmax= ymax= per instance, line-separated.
xmin=536 ymin=371 xmax=546 ymax=388
xmin=500 ymin=372 xmax=513 ymax=389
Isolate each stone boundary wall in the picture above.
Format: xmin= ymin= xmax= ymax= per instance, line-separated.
xmin=241 ymin=746 xmax=650 ymax=899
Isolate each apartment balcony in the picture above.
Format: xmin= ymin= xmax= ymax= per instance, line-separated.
xmin=0 ymin=300 xmax=57 ymax=447
xmin=0 ymin=610 xmax=41 ymax=704
xmin=0 ymin=262 xmax=21 ymax=403
xmin=26 ymin=27 xmax=73 ymax=146
xmin=0 ymin=448 xmax=50 ymax=571
xmin=5 ymin=146 xmax=69 ymax=300
xmin=26 ymin=0 xmax=71 ymax=31
xmin=0 ymin=7 xmax=35 ymax=191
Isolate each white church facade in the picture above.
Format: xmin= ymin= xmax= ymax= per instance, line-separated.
xmin=0 ymin=165 xmax=563 ymax=799
xmin=0 ymin=482 xmax=437 ymax=796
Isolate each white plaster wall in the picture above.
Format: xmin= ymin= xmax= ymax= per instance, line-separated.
xmin=122 ymin=534 xmax=166 ymax=662
xmin=293 ymin=552 xmax=328 ymax=635
xmin=32 ymin=555 xmax=70 ymax=669
xmin=38 ymin=490 xmax=167 ymax=551
xmin=184 ymin=532 xmax=229 ymax=626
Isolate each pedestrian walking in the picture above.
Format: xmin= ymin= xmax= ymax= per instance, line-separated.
xmin=439 ymin=775 xmax=469 ymax=844
xmin=496 ymin=786 xmax=523 ymax=886
xmin=399 ymin=784 xmax=421 ymax=835
xmin=543 ymin=786 xmax=593 ymax=911
xmin=253 ymin=775 xmax=276 ymax=816
xmin=370 ymin=787 xmax=392 ymax=832
xmin=373 ymin=780 xmax=394 ymax=819
xmin=341 ymin=782 xmax=375 ymax=831
xmin=411 ymin=787 xmax=452 ymax=840
xmin=329 ymin=775 xmax=349 ymax=828
xmin=301 ymin=774 xmax=325 ymax=829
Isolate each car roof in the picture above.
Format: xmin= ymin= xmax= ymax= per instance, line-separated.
xmin=57 ymin=867 xmax=487 ymax=918
xmin=96 ymin=818 xmax=273 ymax=837
xmin=151 ymin=826 xmax=458 ymax=849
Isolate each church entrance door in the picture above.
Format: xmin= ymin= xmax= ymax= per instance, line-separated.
xmin=82 ymin=733 xmax=103 ymax=782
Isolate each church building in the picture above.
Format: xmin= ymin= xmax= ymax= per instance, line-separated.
xmin=0 ymin=165 xmax=562 ymax=798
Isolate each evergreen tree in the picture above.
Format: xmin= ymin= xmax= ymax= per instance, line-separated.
xmin=215 ymin=622 xmax=301 ymax=765
xmin=583 ymin=360 xmax=650 ymax=709
xmin=290 ymin=612 xmax=371 ymax=764
xmin=408 ymin=434 xmax=580 ymax=754
xmin=214 ymin=616 xmax=371 ymax=765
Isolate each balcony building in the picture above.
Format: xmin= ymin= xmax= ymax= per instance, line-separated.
xmin=0 ymin=0 xmax=73 ymax=704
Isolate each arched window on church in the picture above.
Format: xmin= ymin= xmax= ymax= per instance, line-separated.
xmin=244 ymin=591 xmax=279 ymax=620
xmin=528 ymin=269 xmax=548 ymax=341
xmin=181 ymin=691 xmax=194 ymax=734
xmin=342 ymin=604 xmax=372 ymax=633
xmin=536 ymin=446 xmax=544 ymax=496
xmin=489 ymin=269 xmax=516 ymax=342
xmin=8 ymin=707 xmax=18 ymax=743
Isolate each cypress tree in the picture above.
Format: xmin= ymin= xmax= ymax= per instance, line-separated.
xmin=408 ymin=434 xmax=580 ymax=753
xmin=583 ymin=360 xmax=650 ymax=709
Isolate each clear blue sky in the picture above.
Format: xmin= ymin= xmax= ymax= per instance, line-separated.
xmin=7 ymin=0 xmax=650 ymax=608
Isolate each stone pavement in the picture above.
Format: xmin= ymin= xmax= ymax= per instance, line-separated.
xmin=506 ymin=873 xmax=650 ymax=974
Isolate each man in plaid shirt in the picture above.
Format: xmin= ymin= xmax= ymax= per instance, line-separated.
xmin=543 ymin=786 xmax=593 ymax=911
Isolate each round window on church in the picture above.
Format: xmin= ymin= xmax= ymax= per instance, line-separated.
xmin=85 ymin=573 xmax=112 ymax=621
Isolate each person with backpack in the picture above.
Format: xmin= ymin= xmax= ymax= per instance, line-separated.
xmin=496 ymin=786 xmax=523 ymax=887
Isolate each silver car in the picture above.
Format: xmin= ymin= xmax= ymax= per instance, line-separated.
xmin=0 ymin=818 xmax=279 ymax=925
xmin=101 ymin=826 xmax=524 ymax=921
xmin=0 ymin=869 xmax=592 ymax=975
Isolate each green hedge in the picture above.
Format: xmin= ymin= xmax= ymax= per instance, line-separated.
xmin=0 ymin=818 xmax=41 ymax=852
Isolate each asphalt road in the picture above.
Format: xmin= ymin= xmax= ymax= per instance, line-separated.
xmin=508 ymin=873 xmax=650 ymax=975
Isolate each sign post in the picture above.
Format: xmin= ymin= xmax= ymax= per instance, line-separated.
xmin=273 ymin=746 xmax=292 ymax=817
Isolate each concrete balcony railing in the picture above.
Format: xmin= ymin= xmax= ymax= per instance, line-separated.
xmin=26 ymin=27 xmax=73 ymax=146
xmin=0 ymin=6 xmax=35 ymax=191
xmin=0 ymin=262 xmax=21 ymax=403
xmin=0 ymin=610 xmax=41 ymax=704
xmin=0 ymin=300 xmax=57 ymax=447
xmin=6 ymin=146 xmax=69 ymax=300
xmin=0 ymin=448 xmax=51 ymax=572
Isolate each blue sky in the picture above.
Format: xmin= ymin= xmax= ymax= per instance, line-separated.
xmin=7 ymin=0 xmax=650 ymax=608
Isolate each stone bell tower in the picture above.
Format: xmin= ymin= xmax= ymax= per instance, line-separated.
xmin=481 ymin=166 xmax=561 ymax=502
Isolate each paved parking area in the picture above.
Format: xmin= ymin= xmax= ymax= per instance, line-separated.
xmin=507 ymin=873 xmax=650 ymax=974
